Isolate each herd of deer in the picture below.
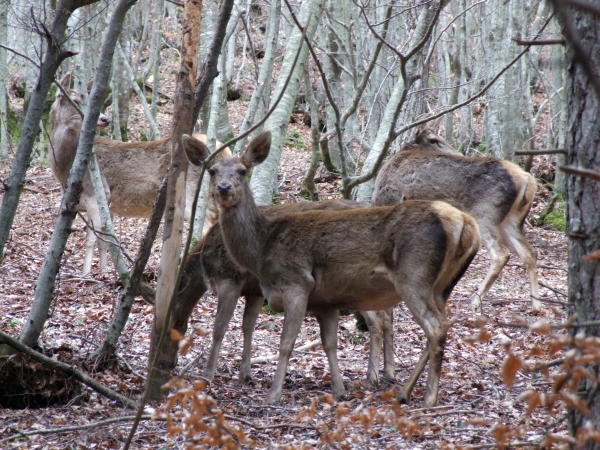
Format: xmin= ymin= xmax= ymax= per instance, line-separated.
xmin=49 ymin=74 xmax=540 ymax=407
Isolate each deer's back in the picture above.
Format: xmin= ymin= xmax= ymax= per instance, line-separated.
xmin=92 ymin=138 xmax=171 ymax=217
xmin=256 ymin=201 xmax=470 ymax=311
xmin=373 ymin=150 xmax=529 ymax=225
xmin=196 ymin=199 xmax=366 ymax=298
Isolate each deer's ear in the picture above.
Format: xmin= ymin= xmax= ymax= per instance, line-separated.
xmin=59 ymin=73 xmax=72 ymax=89
xmin=86 ymin=79 xmax=94 ymax=92
xmin=182 ymin=134 xmax=210 ymax=166
xmin=242 ymin=131 xmax=271 ymax=168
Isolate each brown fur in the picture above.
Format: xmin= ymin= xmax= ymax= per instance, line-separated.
xmin=49 ymin=74 xmax=224 ymax=274
xmin=183 ymin=132 xmax=481 ymax=407
xmin=163 ymin=199 xmax=368 ymax=385
xmin=373 ymin=126 xmax=539 ymax=310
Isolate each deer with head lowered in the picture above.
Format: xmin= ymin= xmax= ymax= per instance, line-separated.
xmin=183 ymin=131 xmax=481 ymax=406
xmin=372 ymin=126 xmax=540 ymax=310
xmin=49 ymin=73 xmax=223 ymax=274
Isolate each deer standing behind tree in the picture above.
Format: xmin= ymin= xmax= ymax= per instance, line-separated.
xmin=182 ymin=131 xmax=481 ymax=407
xmin=373 ymin=126 xmax=540 ymax=311
xmin=49 ymin=73 xmax=222 ymax=274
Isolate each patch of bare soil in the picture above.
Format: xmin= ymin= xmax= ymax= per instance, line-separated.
xmin=0 ymin=128 xmax=569 ymax=448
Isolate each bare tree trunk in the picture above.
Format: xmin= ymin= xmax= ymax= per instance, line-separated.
xmin=5 ymin=0 xmax=137 ymax=353
xmin=0 ymin=0 xmax=8 ymax=162
xmin=557 ymin=1 xmax=600 ymax=444
xmin=148 ymin=0 xmax=202 ymax=399
xmin=233 ymin=0 xmax=281 ymax=154
xmin=0 ymin=0 xmax=100 ymax=278
xmin=249 ymin=0 xmax=326 ymax=206
xmin=355 ymin=2 xmax=445 ymax=203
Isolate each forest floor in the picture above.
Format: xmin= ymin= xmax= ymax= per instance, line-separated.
xmin=0 ymin=142 xmax=569 ymax=449
xmin=0 ymin=74 xmax=570 ymax=448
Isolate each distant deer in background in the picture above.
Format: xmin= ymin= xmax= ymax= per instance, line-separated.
xmin=49 ymin=73 xmax=224 ymax=274
xmin=183 ymin=131 xmax=481 ymax=407
xmin=373 ymin=126 xmax=540 ymax=311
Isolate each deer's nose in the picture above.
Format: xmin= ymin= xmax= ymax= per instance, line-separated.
xmin=101 ymin=116 xmax=111 ymax=126
xmin=216 ymin=182 xmax=232 ymax=194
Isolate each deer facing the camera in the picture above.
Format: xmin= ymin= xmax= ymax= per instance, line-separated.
xmin=49 ymin=73 xmax=226 ymax=274
xmin=373 ymin=126 xmax=539 ymax=310
xmin=183 ymin=131 xmax=481 ymax=407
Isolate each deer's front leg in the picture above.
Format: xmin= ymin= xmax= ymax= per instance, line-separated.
xmin=239 ymin=295 xmax=264 ymax=384
xmin=314 ymin=309 xmax=345 ymax=399
xmin=267 ymin=285 xmax=310 ymax=404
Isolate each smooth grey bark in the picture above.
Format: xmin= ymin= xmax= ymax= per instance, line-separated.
xmin=116 ymin=41 xmax=160 ymax=138
xmin=322 ymin=1 xmax=343 ymax=167
xmin=249 ymin=0 xmax=326 ymax=206
xmin=355 ymin=1 xmax=446 ymax=203
xmin=233 ymin=0 xmax=281 ymax=154
xmin=15 ymin=0 xmax=138 ymax=350
xmin=114 ymin=12 xmax=133 ymax=140
xmin=559 ymin=1 xmax=600 ymax=444
xmin=0 ymin=0 xmax=99 ymax=274
xmin=0 ymin=0 xmax=9 ymax=161
xmin=551 ymin=18 xmax=567 ymax=195
xmin=482 ymin=0 xmax=527 ymax=160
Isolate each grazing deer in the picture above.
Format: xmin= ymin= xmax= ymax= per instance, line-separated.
xmin=163 ymin=197 xmax=370 ymax=385
xmin=182 ymin=131 xmax=481 ymax=406
xmin=373 ymin=126 xmax=540 ymax=310
xmin=49 ymin=73 xmax=223 ymax=274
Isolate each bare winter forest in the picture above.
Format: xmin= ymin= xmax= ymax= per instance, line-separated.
xmin=0 ymin=0 xmax=599 ymax=449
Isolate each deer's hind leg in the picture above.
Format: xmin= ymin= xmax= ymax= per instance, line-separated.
xmin=397 ymin=286 xmax=448 ymax=407
xmin=470 ymin=225 xmax=510 ymax=309
xmin=501 ymin=221 xmax=540 ymax=310
xmin=82 ymin=197 xmax=108 ymax=275
xmin=361 ymin=308 xmax=395 ymax=388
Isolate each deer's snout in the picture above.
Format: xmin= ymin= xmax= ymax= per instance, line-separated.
xmin=100 ymin=116 xmax=111 ymax=126
xmin=216 ymin=182 xmax=232 ymax=195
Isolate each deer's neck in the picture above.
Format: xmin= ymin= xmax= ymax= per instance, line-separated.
xmin=218 ymin=187 xmax=271 ymax=273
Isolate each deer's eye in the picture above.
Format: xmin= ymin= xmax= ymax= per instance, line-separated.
xmin=208 ymin=169 xmax=215 ymax=177
xmin=239 ymin=169 xmax=247 ymax=177
xmin=429 ymin=138 xmax=438 ymax=145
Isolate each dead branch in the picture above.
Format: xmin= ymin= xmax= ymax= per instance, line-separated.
xmin=0 ymin=331 xmax=138 ymax=409
xmin=4 ymin=415 xmax=153 ymax=440
xmin=559 ymin=165 xmax=600 ymax=182
xmin=514 ymin=149 xmax=566 ymax=155
xmin=250 ymin=338 xmax=321 ymax=364
xmin=513 ymin=38 xmax=565 ymax=46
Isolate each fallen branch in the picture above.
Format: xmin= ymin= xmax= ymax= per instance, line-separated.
xmin=3 ymin=415 xmax=153 ymax=441
xmin=513 ymin=38 xmax=565 ymax=46
xmin=497 ymin=319 xmax=600 ymax=330
xmin=250 ymin=338 xmax=321 ymax=364
xmin=0 ymin=331 xmax=138 ymax=409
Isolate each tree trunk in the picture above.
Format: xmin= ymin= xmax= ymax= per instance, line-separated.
xmin=249 ymin=0 xmax=326 ymax=206
xmin=233 ymin=0 xmax=281 ymax=154
xmin=147 ymin=0 xmax=202 ymax=399
xmin=0 ymin=0 xmax=9 ymax=162
xmin=355 ymin=1 xmax=445 ymax=203
xmin=7 ymin=0 xmax=136 ymax=354
xmin=561 ymin=2 xmax=600 ymax=444
xmin=0 ymin=0 xmax=100 ymax=277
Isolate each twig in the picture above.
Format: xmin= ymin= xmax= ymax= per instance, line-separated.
xmin=250 ymin=338 xmax=321 ymax=364
xmin=560 ymin=165 xmax=600 ymax=182
xmin=0 ymin=331 xmax=138 ymax=409
xmin=539 ymin=281 xmax=568 ymax=298
xmin=497 ymin=319 xmax=600 ymax=330
xmin=223 ymin=414 xmax=315 ymax=431
xmin=467 ymin=442 xmax=538 ymax=449
xmin=411 ymin=409 xmax=481 ymax=419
